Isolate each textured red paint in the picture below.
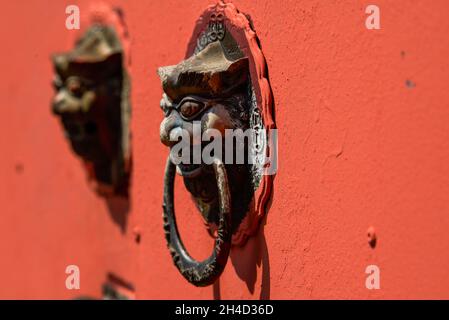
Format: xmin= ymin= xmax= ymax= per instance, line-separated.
xmin=1 ymin=0 xmax=449 ymax=299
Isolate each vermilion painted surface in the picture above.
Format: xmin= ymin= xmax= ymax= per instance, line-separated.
xmin=0 ymin=0 xmax=448 ymax=299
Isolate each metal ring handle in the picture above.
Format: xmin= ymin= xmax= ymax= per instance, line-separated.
xmin=162 ymin=156 xmax=232 ymax=287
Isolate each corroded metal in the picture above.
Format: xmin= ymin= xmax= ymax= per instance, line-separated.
xmin=51 ymin=24 xmax=131 ymax=196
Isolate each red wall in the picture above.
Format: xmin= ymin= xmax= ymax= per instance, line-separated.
xmin=1 ymin=0 xmax=449 ymax=299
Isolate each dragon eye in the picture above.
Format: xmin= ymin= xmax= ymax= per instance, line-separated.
xmin=179 ymin=100 xmax=205 ymax=119
xmin=66 ymin=77 xmax=83 ymax=96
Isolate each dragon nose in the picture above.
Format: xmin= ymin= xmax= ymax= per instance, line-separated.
xmin=160 ymin=113 xmax=184 ymax=147
xmin=52 ymin=91 xmax=67 ymax=115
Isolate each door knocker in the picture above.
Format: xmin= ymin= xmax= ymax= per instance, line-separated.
xmin=51 ymin=7 xmax=131 ymax=196
xmin=158 ymin=2 xmax=276 ymax=286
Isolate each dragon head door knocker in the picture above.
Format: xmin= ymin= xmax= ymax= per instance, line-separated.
xmin=157 ymin=2 xmax=276 ymax=286
xmin=51 ymin=20 xmax=131 ymax=196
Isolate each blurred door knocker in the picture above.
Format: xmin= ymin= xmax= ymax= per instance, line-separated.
xmin=51 ymin=6 xmax=131 ymax=197
xmin=157 ymin=2 xmax=276 ymax=286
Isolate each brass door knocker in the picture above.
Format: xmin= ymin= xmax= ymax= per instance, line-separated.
xmin=157 ymin=2 xmax=275 ymax=286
